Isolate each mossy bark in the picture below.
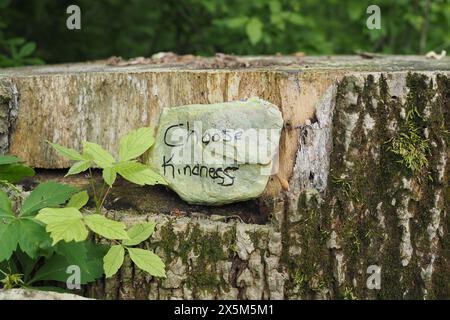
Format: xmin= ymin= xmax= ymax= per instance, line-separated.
xmin=284 ymin=72 xmax=449 ymax=299
xmin=0 ymin=80 xmax=18 ymax=154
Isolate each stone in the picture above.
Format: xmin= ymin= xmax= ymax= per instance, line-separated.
xmin=149 ymin=97 xmax=283 ymax=205
xmin=0 ymin=289 xmax=91 ymax=300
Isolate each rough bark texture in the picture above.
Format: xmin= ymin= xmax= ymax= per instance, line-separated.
xmin=0 ymin=56 xmax=448 ymax=299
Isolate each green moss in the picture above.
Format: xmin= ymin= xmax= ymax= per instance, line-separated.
xmin=342 ymin=286 xmax=358 ymax=300
xmin=157 ymin=219 xmax=237 ymax=296
xmin=387 ymin=121 xmax=430 ymax=175
xmin=283 ymin=190 xmax=333 ymax=298
xmin=427 ymin=74 xmax=450 ymax=298
xmin=0 ymin=83 xmax=11 ymax=140
xmin=384 ymin=73 xmax=435 ymax=179
xmin=157 ymin=221 xmax=178 ymax=264
xmin=247 ymin=229 xmax=267 ymax=248
xmin=0 ymin=82 xmax=11 ymax=105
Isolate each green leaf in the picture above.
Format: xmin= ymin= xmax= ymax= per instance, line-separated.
xmin=115 ymin=161 xmax=167 ymax=186
xmin=24 ymin=57 xmax=45 ymax=66
xmin=15 ymin=249 xmax=39 ymax=279
xmin=66 ymin=160 xmax=91 ymax=176
xmin=16 ymin=219 xmax=52 ymax=259
xmin=48 ymin=142 xmax=84 ymax=161
xmin=0 ymin=220 xmax=19 ymax=262
xmin=102 ymin=167 xmax=117 ymax=186
xmin=269 ymin=0 xmax=281 ymax=14
xmin=67 ymin=190 xmax=89 ymax=209
xmin=35 ymin=207 xmax=88 ymax=245
xmin=122 ymin=222 xmax=155 ymax=246
xmin=30 ymin=242 xmax=106 ymax=284
xmin=222 ymin=17 xmax=249 ymax=29
xmin=0 ymin=190 xmax=13 ymax=217
xmin=0 ymin=155 xmax=20 ymax=165
xmin=103 ymin=245 xmax=125 ymax=278
xmin=0 ymin=163 xmax=35 ymax=183
xmin=286 ymin=12 xmax=306 ymax=26
xmin=35 ymin=207 xmax=82 ymax=225
xmin=83 ymin=141 xmax=115 ymax=168
xmin=84 ymin=214 xmax=129 ymax=240
xmin=347 ymin=3 xmax=364 ymax=21
xmin=127 ymin=247 xmax=166 ymax=278
xmin=119 ymin=127 xmax=155 ymax=161
xmin=46 ymin=219 xmax=88 ymax=245
xmin=54 ymin=241 xmax=87 ymax=264
xmin=20 ymin=181 xmax=76 ymax=217
xmin=0 ymin=0 xmax=12 ymax=10
xmin=28 ymin=254 xmax=69 ymax=284
xmin=246 ymin=18 xmax=263 ymax=45
xmin=18 ymin=42 xmax=36 ymax=58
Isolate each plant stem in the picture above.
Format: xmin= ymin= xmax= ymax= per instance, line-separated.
xmin=99 ymin=186 xmax=112 ymax=214
xmin=0 ymin=180 xmax=22 ymax=194
xmin=99 ymin=181 xmax=106 ymax=202
xmin=88 ymin=167 xmax=100 ymax=213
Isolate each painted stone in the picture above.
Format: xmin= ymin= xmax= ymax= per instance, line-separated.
xmin=149 ymin=97 xmax=283 ymax=205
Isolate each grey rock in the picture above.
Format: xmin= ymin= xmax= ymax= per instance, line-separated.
xmin=150 ymin=97 xmax=283 ymax=205
xmin=0 ymin=289 xmax=91 ymax=300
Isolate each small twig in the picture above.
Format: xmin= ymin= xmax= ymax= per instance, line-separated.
xmin=99 ymin=186 xmax=112 ymax=214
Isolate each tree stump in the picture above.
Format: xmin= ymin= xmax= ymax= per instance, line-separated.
xmin=0 ymin=55 xmax=448 ymax=299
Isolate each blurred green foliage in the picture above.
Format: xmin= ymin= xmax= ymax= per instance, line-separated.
xmin=0 ymin=0 xmax=43 ymax=67
xmin=0 ymin=0 xmax=449 ymax=66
